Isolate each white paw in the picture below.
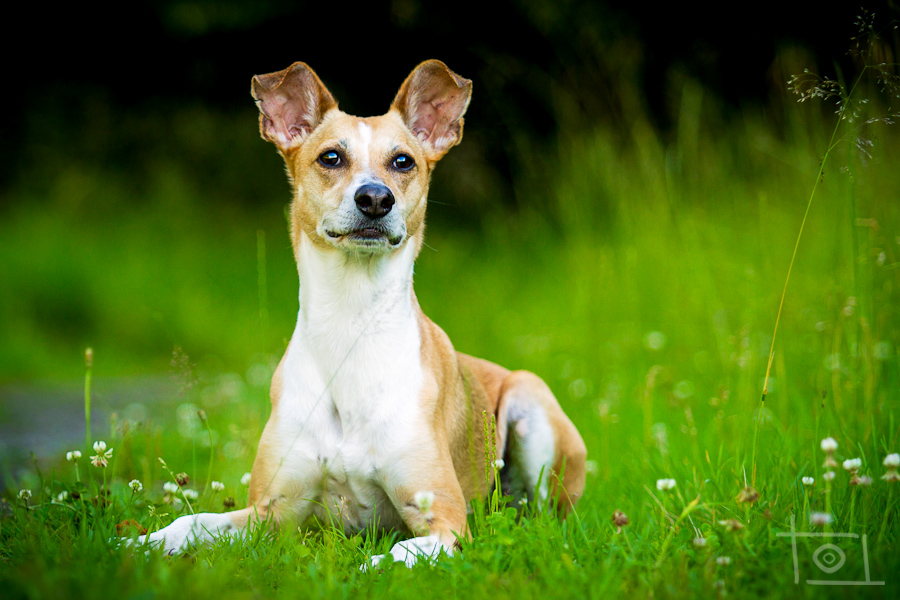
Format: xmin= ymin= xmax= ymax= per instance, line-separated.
xmin=126 ymin=513 xmax=238 ymax=555
xmin=360 ymin=535 xmax=449 ymax=570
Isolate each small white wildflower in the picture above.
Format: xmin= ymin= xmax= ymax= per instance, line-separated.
xmin=182 ymin=489 xmax=199 ymax=501
xmin=66 ymin=450 xmax=82 ymax=462
xmin=823 ymin=471 xmax=836 ymax=482
xmin=210 ymin=481 xmax=225 ymax=492
xmin=656 ymin=478 xmax=676 ymax=491
xmin=163 ymin=481 xmax=178 ymax=494
xmin=241 ymin=472 xmax=252 ymax=486
xmin=856 ymin=475 xmax=873 ymax=487
xmin=693 ymin=537 xmax=707 ymax=547
xmin=843 ymin=458 xmax=862 ymax=472
xmin=821 ymin=437 xmax=838 ymax=453
xmin=584 ymin=460 xmax=599 ymax=475
xmin=716 ymin=556 xmax=732 ymax=566
xmin=884 ymin=453 xmax=900 ymax=468
xmin=518 ymin=497 xmax=528 ymax=506
xmin=802 ymin=476 xmax=815 ymax=486
xmin=810 ymin=512 xmax=833 ymax=526
xmin=493 ymin=458 xmax=505 ymax=470
xmin=129 ymin=479 xmax=143 ymax=493
xmin=414 ymin=490 xmax=435 ymax=513
xmin=18 ymin=489 xmax=32 ymax=501
xmin=57 ymin=491 xmax=68 ymax=502
xmin=90 ymin=441 xmax=113 ymax=468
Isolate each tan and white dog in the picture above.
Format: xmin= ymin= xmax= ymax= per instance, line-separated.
xmin=136 ymin=60 xmax=586 ymax=567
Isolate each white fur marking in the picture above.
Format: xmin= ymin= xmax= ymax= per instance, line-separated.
xmin=358 ymin=121 xmax=372 ymax=169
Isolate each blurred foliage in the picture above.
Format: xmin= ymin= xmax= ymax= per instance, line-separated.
xmin=0 ymin=1 xmax=898 ymax=383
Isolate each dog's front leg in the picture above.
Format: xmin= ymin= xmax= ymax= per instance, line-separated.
xmin=130 ymin=503 xmax=269 ymax=555
xmin=365 ymin=449 xmax=468 ymax=569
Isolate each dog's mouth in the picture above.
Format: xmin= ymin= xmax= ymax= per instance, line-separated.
xmin=325 ymin=227 xmax=404 ymax=247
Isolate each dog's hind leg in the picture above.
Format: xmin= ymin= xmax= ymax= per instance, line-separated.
xmin=495 ymin=371 xmax=587 ymax=516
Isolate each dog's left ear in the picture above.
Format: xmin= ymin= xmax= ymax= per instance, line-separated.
xmin=391 ymin=60 xmax=472 ymax=162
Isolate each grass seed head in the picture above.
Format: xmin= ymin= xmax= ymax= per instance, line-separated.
xmin=736 ymin=486 xmax=759 ymax=504
xmin=612 ymin=510 xmax=629 ymax=533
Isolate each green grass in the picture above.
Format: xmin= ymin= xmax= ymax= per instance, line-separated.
xmin=2 ymin=44 xmax=900 ymax=599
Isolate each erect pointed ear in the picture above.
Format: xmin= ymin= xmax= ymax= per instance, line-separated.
xmin=390 ymin=60 xmax=472 ymax=161
xmin=250 ymin=62 xmax=338 ymax=152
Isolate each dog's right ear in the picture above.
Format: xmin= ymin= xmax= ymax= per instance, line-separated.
xmin=250 ymin=62 xmax=337 ymax=152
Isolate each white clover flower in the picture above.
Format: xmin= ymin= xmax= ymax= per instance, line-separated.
xmin=493 ymin=459 xmax=505 ymax=470
xmin=18 ymin=489 xmax=32 ymax=501
xmin=823 ymin=471 xmax=836 ymax=482
xmin=856 ymin=475 xmax=873 ymax=487
xmin=57 ymin=491 xmax=68 ymax=502
xmin=716 ymin=556 xmax=732 ymax=566
xmin=810 ymin=512 xmax=833 ymax=526
xmin=802 ymin=476 xmax=815 ymax=486
xmin=414 ymin=490 xmax=435 ymax=513
xmin=129 ymin=479 xmax=143 ymax=493
xmin=66 ymin=450 xmax=82 ymax=462
xmin=884 ymin=453 xmax=900 ymax=468
xmin=241 ymin=472 xmax=252 ymax=486
xmin=182 ymin=489 xmax=199 ymax=501
xmin=693 ymin=537 xmax=707 ymax=547
xmin=518 ymin=497 xmax=528 ymax=506
xmin=90 ymin=441 xmax=113 ymax=468
xmin=211 ymin=481 xmax=225 ymax=492
xmin=820 ymin=437 xmax=838 ymax=453
xmin=656 ymin=478 xmax=676 ymax=491
xmin=843 ymin=458 xmax=862 ymax=472
xmin=163 ymin=481 xmax=178 ymax=494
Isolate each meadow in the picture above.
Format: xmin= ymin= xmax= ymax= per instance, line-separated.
xmin=2 ymin=28 xmax=900 ymax=599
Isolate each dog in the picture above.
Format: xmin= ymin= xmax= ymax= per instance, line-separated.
xmin=134 ymin=60 xmax=586 ymax=567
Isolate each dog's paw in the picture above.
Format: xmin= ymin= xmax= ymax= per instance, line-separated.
xmin=360 ymin=535 xmax=448 ymax=571
xmin=122 ymin=512 xmax=238 ymax=555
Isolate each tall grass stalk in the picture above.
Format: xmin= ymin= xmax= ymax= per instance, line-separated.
xmin=752 ymin=70 xmax=865 ymax=487
xmin=84 ymin=347 xmax=93 ymax=484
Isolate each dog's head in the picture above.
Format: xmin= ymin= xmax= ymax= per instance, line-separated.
xmin=251 ymin=60 xmax=471 ymax=256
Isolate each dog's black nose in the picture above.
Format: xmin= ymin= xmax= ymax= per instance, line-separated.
xmin=354 ymin=184 xmax=395 ymax=219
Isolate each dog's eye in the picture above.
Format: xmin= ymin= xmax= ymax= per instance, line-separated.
xmin=391 ymin=154 xmax=415 ymax=172
xmin=318 ymin=151 xmax=343 ymax=168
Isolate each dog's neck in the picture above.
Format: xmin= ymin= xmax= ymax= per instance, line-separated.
xmin=294 ymin=231 xmax=418 ymax=335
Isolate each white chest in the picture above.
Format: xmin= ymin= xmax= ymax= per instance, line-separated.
xmin=270 ymin=239 xmax=424 ymax=530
